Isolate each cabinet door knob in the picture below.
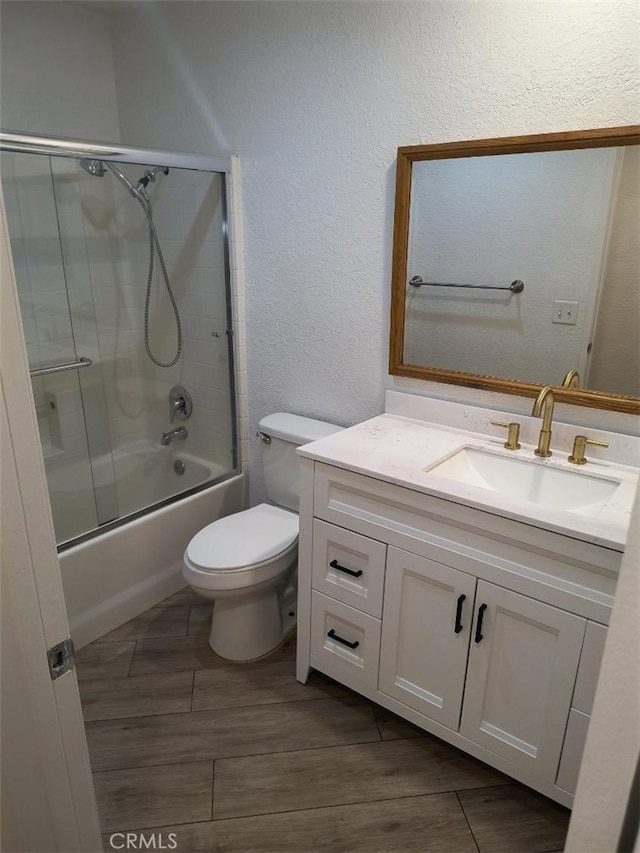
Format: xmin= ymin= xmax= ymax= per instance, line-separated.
xmin=474 ymin=603 xmax=488 ymax=644
xmin=454 ymin=594 xmax=466 ymax=634
xmin=329 ymin=559 xmax=363 ymax=578
xmin=327 ymin=628 xmax=360 ymax=650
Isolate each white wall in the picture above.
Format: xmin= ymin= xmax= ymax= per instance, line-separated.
xmin=0 ymin=1 xmax=120 ymax=143
xmin=1 ymin=1 xmax=638 ymax=498
xmin=106 ymin=0 xmax=640 ymax=499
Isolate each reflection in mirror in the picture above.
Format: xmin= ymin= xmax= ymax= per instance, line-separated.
xmin=390 ymin=127 xmax=640 ymax=414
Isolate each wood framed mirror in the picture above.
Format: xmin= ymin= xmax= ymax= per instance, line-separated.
xmin=389 ymin=126 xmax=640 ymax=414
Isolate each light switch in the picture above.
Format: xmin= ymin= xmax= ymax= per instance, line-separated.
xmin=552 ymin=301 xmax=579 ymax=325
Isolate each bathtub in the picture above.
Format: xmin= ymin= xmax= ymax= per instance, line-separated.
xmin=48 ymin=444 xmax=222 ymax=544
xmin=58 ymin=447 xmax=245 ymax=648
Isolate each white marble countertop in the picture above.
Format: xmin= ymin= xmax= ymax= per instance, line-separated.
xmin=298 ymin=411 xmax=639 ymax=551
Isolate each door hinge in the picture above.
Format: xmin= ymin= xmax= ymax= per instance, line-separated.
xmin=47 ymin=637 xmax=75 ymax=680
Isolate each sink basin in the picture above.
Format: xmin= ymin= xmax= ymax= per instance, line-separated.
xmin=426 ymin=447 xmax=621 ymax=517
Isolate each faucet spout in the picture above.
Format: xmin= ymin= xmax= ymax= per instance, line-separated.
xmin=531 ymin=386 xmax=555 ymax=457
xmin=561 ymin=369 xmax=580 ymax=389
xmin=161 ymin=426 xmax=188 ymax=446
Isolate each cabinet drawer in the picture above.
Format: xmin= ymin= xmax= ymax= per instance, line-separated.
xmin=310 ymin=591 xmax=381 ymax=689
xmin=312 ymin=520 xmax=386 ymax=617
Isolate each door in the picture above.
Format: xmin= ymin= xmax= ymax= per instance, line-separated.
xmin=378 ymin=547 xmax=477 ymax=730
xmin=1 ymin=191 xmax=101 ymax=851
xmin=460 ymin=580 xmax=586 ymax=780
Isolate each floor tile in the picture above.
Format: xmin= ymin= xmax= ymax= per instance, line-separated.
xmin=129 ymin=634 xmax=227 ymax=676
xmin=96 ymin=606 xmax=190 ymax=643
xmin=86 ymin=696 xmax=380 ymax=771
xmin=117 ymin=793 xmax=477 ymax=852
xmin=75 ymin=641 xmax=136 ymax=681
xmin=457 ymin=784 xmax=570 ymax=853
xmin=130 ymin=629 xmax=297 ymax=676
xmin=373 ymin=704 xmax=426 ymax=740
xmin=192 ymin=658 xmax=351 ymax=711
xmin=213 ymin=736 xmax=506 ymax=819
xmin=79 ymin=672 xmax=194 ymax=722
xmin=188 ymin=603 xmax=213 ymax=635
xmin=94 ymin=760 xmax=213 ymax=832
xmin=154 ymin=587 xmax=205 ymax=608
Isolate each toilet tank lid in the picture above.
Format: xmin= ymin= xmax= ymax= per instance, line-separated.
xmin=258 ymin=413 xmax=343 ymax=444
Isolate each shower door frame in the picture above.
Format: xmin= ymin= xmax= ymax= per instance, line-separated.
xmin=0 ymin=131 xmax=240 ymax=550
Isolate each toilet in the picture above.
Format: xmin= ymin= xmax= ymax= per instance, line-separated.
xmin=183 ymin=413 xmax=343 ymax=661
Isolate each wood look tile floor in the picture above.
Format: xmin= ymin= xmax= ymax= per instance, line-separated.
xmin=77 ymin=589 xmax=570 ymax=853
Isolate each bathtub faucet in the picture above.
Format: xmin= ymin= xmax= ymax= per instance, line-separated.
xmin=161 ymin=426 xmax=188 ymax=446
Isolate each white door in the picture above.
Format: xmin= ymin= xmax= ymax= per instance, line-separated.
xmin=378 ymin=547 xmax=477 ymax=730
xmin=460 ymin=580 xmax=586 ymax=781
xmin=0 ymin=193 xmax=102 ymax=851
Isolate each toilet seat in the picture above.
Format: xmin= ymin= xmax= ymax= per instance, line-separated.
xmin=183 ymin=503 xmax=299 ymax=592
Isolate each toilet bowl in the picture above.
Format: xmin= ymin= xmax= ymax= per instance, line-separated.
xmin=183 ymin=413 xmax=342 ymax=661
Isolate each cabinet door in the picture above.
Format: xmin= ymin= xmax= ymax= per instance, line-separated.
xmin=378 ymin=547 xmax=477 ymax=730
xmin=460 ymin=580 xmax=586 ymax=781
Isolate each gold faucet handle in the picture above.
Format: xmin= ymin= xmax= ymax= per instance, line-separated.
xmin=568 ymin=435 xmax=609 ymax=465
xmin=491 ymin=421 xmax=521 ymax=450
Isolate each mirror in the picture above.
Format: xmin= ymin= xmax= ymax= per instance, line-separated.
xmin=389 ymin=126 xmax=640 ymax=414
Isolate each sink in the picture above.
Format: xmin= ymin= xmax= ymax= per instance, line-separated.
xmin=426 ymin=447 xmax=621 ymax=517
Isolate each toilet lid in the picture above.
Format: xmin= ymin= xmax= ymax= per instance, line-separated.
xmin=186 ymin=503 xmax=299 ymax=571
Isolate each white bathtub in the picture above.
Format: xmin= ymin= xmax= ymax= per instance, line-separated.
xmin=48 ymin=444 xmax=222 ymax=543
xmin=58 ymin=452 xmax=245 ymax=648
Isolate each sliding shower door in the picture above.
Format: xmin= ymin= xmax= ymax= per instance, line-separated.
xmin=1 ymin=141 xmax=237 ymax=547
xmin=1 ymin=151 xmax=116 ymax=542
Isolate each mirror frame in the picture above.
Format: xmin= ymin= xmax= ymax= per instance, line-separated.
xmin=389 ymin=125 xmax=640 ymax=415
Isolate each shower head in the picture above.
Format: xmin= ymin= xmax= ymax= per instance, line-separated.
xmin=77 ymin=158 xmax=169 ymax=201
xmin=79 ymin=158 xmax=106 ymax=177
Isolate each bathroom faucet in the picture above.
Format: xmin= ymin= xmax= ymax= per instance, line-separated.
xmin=561 ymin=369 xmax=580 ymax=389
xmin=161 ymin=426 xmax=188 ymax=446
xmin=531 ymin=386 xmax=555 ymax=457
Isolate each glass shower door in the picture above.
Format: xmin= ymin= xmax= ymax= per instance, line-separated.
xmin=1 ymin=150 xmax=117 ymax=543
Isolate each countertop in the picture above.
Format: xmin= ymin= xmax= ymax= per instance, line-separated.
xmin=297 ymin=413 xmax=639 ymax=551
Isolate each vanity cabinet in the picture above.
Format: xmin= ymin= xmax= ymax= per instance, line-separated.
xmin=379 ymin=550 xmax=586 ymax=782
xmin=297 ymin=459 xmax=620 ymax=807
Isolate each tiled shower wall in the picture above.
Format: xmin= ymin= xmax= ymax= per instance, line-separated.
xmin=3 ymin=151 xmax=238 ymax=533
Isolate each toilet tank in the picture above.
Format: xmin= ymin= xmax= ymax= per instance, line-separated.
xmin=258 ymin=413 xmax=343 ymax=512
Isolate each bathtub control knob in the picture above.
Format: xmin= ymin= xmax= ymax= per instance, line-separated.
xmin=169 ymin=386 xmax=193 ymax=423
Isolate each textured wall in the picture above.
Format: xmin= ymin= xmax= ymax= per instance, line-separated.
xmin=0 ymin=1 xmax=121 ymax=142
xmin=2 ymin=0 xmax=639 ymax=501
xmin=107 ymin=0 xmax=639 ymax=499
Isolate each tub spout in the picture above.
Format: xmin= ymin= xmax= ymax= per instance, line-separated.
xmin=161 ymin=426 xmax=188 ymax=446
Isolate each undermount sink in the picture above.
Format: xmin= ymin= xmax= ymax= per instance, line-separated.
xmin=426 ymin=447 xmax=621 ymax=517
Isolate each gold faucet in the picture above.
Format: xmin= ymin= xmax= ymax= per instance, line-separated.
xmin=531 ymin=386 xmax=555 ymax=457
xmin=562 ymin=369 xmax=580 ymax=389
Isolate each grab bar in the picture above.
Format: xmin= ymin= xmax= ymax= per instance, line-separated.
xmin=29 ymin=357 xmax=93 ymax=378
xmin=409 ymin=276 xmax=524 ymax=294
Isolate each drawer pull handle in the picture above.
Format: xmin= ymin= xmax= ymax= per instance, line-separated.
xmin=329 ymin=559 xmax=363 ymax=578
xmin=454 ymin=594 xmax=466 ymax=634
xmin=327 ymin=628 xmax=360 ymax=650
xmin=474 ymin=603 xmax=488 ymax=644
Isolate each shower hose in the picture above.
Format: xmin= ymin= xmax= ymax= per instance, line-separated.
xmin=137 ymin=189 xmax=182 ymax=368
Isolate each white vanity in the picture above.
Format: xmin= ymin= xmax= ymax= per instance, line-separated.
xmin=295 ymin=392 xmax=639 ymax=808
